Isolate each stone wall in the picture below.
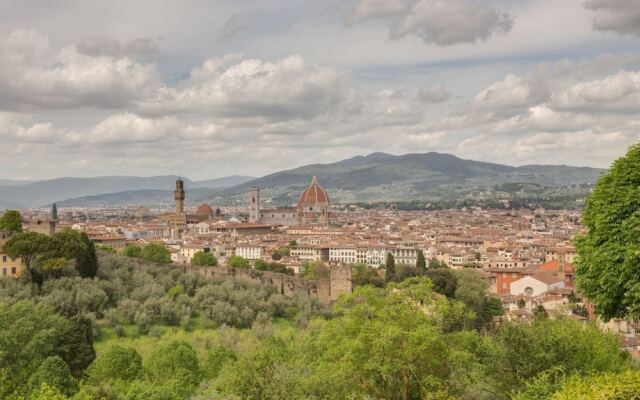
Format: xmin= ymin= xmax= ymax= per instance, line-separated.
xmin=104 ymin=253 xmax=352 ymax=305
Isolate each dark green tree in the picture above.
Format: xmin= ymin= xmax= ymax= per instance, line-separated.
xmin=384 ymin=253 xmax=395 ymax=282
xmin=123 ymin=244 xmax=142 ymax=258
xmin=254 ymin=259 xmax=270 ymax=270
xmin=271 ymin=250 xmax=282 ymax=260
xmin=429 ymin=258 xmax=447 ymax=269
xmin=50 ymin=229 xmax=98 ymax=278
xmin=64 ymin=315 xmax=96 ymax=377
xmin=488 ymin=318 xmax=630 ymax=398
xmin=0 ymin=210 xmax=23 ymax=234
xmin=26 ymin=356 xmax=78 ymax=397
xmin=147 ymin=341 xmax=202 ymax=391
xmin=0 ymin=301 xmax=90 ymax=398
xmin=191 ymin=251 xmax=217 ymax=266
xmin=140 ymin=243 xmax=171 ymax=264
xmin=425 ymin=268 xmax=458 ymax=298
xmin=416 ymin=250 xmax=426 ymax=273
xmin=351 ymin=263 xmax=384 ymax=288
xmin=87 ymin=344 xmax=143 ymax=383
xmin=575 ymin=143 xmax=640 ymax=320
xmin=2 ymin=231 xmax=51 ymax=281
xmin=226 ymin=255 xmax=251 ymax=269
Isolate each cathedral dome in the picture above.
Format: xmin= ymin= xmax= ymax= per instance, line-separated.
xmin=196 ymin=203 xmax=214 ymax=216
xmin=298 ymin=176 xmax=330 ymax=208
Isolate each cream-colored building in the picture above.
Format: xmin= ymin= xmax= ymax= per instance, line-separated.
xmin=510 ymin=273 xmax=565 ymax=297
xmin=0 ymin=253 xmax=22 ymax=278
xmin=235 ymin=245 xmax=264 ymax=261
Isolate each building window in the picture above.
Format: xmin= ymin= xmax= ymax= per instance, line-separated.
xmin=2 ymin=268 xmax=5 ymax=276
xmin=11 ymin=267 xmax=15 ymax=275
xmin=2 ymin=255 xmax=5 ymax=262
xmin=525 ymin=287 xmax=534 ymax=296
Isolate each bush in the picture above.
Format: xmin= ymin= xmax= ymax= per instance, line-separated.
xmin=87 ymin=345 xmax=143 ymax=383
xmin=226 ymin=255 xmax=251 ymax=269
xmin=191 ymin=251 xmax=217 ymax=267
xmin=147 ymin=341 xmax=202 ymax=389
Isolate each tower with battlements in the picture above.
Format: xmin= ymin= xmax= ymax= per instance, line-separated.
xmin=171 ymin=178 xmax=187 ymax=238
xmin=248 ymin=186 xmax=260 ymax=223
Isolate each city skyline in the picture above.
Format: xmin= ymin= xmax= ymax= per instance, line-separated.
xmin=1 ymin=0 xmax=640 ymax=180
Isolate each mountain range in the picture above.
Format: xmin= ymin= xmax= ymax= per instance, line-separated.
xmin=0 ymin=152 xmax=605 ymax=208
xmin=0 ymin=175 xmax=253 ymax=208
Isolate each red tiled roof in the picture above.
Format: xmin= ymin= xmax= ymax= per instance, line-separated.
xmin=297 ymin=176 xmax=329 ymax=207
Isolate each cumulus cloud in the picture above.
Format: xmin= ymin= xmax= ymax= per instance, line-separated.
xmin=474 ymin=74 xmax=531 ymax=112
xmin=346 ymin=0 xmax=514 ymax=45
xmin=76 ymin=36 xmax=159 ymax=59
xmin=138 ymin=55 xmax=345 ymax=120
xmin=0 ymin=112 xmax=65 ymax=143
xmin=0 ymin=29 xmax=159 ymax=111
xmin=551 ymin=70 xmax=640 ymax=113
xmin=584 ymin=0 xmax=640 ymax=36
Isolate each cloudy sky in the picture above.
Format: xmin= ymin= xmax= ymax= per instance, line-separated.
xmin=1 ymin=0 xmax=640 ymax=180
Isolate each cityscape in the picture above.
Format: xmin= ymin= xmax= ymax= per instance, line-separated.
xmin=2 ymin=1 xmax=640 ymax=399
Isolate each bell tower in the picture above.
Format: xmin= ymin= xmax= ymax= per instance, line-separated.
xmin=248 ymin=186 xmax=260 ymax=223
xmin=175 ymin=178 xmax=185 ymax=216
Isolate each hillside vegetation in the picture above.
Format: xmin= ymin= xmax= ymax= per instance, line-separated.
xmin=0 ymin=253 xmax=634 ymax=400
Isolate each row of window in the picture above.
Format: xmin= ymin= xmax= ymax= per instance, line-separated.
xmin=2 ymin=267 xmax=17 ymax=276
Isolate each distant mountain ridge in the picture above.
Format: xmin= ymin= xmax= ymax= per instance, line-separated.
xmin=218 ymin=152 xmax=605 ymax=204
xmin=0 ymin=153 xmax=605 ymax=208
xmin=0 ymin=175 xmax=253 ymax=208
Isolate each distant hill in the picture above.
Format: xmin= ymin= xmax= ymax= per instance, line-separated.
xmin=0 ymin=153 xmax=605 ymax=208
xmin=0 ymin=175 xmax=251 ymax=208
xmin=56 ymin=188 xmax=223 ymax=208
xmin=217 ymin=152 xmax=605 ymax=205
xmin=193 ymin=175 xmax=253 ymax=189
xmin=0 ymin=179 xmax=31 ymax=187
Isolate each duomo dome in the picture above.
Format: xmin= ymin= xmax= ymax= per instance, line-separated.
xmin=297 ymin=175 xmax=330 ymax=209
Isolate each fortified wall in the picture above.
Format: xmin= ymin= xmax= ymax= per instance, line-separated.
xmin=107 ymin=253 xmax=352 ymax=305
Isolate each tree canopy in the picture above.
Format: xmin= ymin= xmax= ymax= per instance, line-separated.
xmin=0 ymin=210 xmax=22 ymax=234
xmin=139 ymin=243 xmax=172 ymax=264
xmin=575 ymin=143 xmax=640 ymax=320
xmin=191 ymin=251 xmax=217 ymax=267
xmin=226 ymin=255 xmax=251 ymax=269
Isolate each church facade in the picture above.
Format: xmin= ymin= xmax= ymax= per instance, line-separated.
xmin=249 ymin=176 xmax=330 ymax=226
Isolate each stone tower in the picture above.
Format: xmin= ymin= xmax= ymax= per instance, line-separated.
xmin=171 ymin=178 xmax=187 ymax=239
xmin=175 ymin=178 xmax=185 ymax=216
xmin=248 ymin=186 xmax=260 ymax=223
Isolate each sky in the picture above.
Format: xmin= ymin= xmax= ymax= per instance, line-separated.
xmin=1 ymin=0 xmax=640 ymax=181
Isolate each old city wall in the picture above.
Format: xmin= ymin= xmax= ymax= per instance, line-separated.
xmin=109 ymin=253 xmax=352 ymax=305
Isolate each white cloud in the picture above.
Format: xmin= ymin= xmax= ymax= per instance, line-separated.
xmin=551 ymin=70 xmax=640 ymax=113
xmin=0 ymin=29 xmax=159 ymax=111
xmin=474 ymin=74 xmax=530 ymax=111
xmin=138 ymin=55 xmax=344 ymax=120
xmin=346 ymin=0 xmax=514 ymax=45
xmin=584 ymin=0 xmax=640 ymax=36
xmin=85 ymin=113 xmax=178 ymax=143
xmin=0 ymin=112 xmax=65 ymax=142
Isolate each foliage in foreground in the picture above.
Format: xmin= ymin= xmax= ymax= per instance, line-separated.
xmin=575 ymin=143 xmax=640 ymax=320
xmin=0 ymin=254 xmax=635 ymax=400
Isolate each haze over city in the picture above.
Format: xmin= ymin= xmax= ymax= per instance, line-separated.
xmin=1 ymin=0 xmax=640 ymax=180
